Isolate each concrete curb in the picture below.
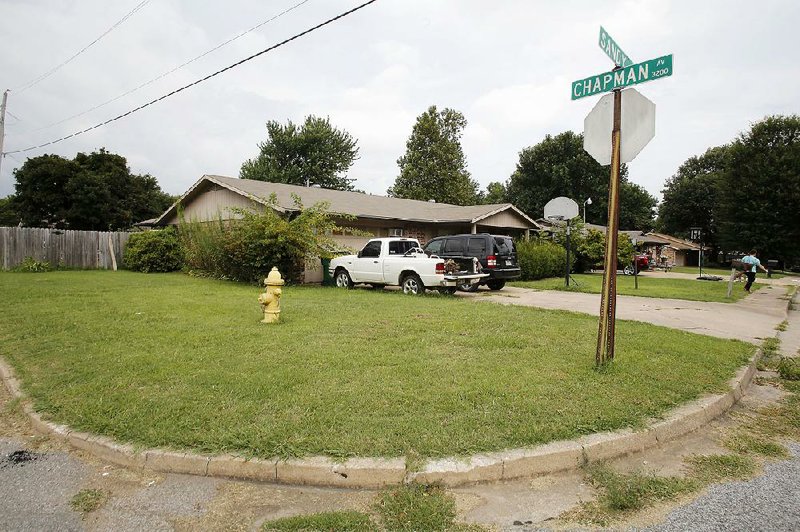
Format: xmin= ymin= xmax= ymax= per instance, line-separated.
xmin=0 ymin=347 xmax=766 ymax=489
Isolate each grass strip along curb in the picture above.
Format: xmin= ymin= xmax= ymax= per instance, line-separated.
xmin=0 ymin=346 xmax=765 ymax=489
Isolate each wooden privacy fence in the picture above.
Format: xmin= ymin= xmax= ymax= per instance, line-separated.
xmin=0 ymin=227 xmax=131 ymax=270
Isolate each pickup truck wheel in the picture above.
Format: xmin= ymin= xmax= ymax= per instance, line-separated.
xmin=486 ymin=280 xmax=506 ymax=291
xmin=334 ymin=269 xmax=354 ymax=289
xmin=401 ymin=273 xmax=424 ymax=295
xmin=458 ymin=281 xmax=479 ymax=292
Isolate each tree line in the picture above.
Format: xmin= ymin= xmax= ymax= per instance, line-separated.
xmin=657 ymin=115 xmax=799 ymax=263
xmin=2 ymin=107 xmax=796 ymax=266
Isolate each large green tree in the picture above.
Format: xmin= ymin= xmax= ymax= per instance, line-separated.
xmin=12 ymin=149 xmax=173 ymax=230
xmin=482 ymin=181 xmax=508 ymax=204
xmin=506 ymin=131 xmax=656 ymax=229
xmin=388 ymin=105 xmax=479 ymax=205
xmin=0 ymin=195 xmax=20 ymax=226
xmin=717 ymin=115 xmax=800 ymax=262
xmin=656 ymin=145 xmax=728 ymax=250
xmin=240 ymin=115 xmax=359 ymax=190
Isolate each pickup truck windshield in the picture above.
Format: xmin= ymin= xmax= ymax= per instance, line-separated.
xmin=388 ymin=240 xmax=419 ymax=255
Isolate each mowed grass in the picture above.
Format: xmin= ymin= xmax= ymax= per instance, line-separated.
xmin=0 ymin=271 xmax=754 ymax=460
xmin=511 ymin=273 xmax=761 ymax=303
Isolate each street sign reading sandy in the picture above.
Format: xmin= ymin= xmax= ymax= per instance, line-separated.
xmin=599 ymin=26 xmax=632 ymax=67
xmin=571 ymin=54 xmax=673 ymax=100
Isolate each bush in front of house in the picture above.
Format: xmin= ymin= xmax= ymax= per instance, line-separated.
xmin=179 ymin=195 xmax=356 ymax=284
xmin=517 ymin=239 xmax=570 ymax=280
xmin=123 ymin=228 xmax=183 ymax=273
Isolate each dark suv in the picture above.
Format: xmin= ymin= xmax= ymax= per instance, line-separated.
xmin=423 ymin=234 xmax=520 ymax=291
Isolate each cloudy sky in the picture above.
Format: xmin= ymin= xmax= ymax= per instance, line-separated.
xmin=1 ymin=0 xmax=797 ymax=206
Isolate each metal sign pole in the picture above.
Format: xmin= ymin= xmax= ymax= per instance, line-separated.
xmin=596 ymin=87 xmax=622 ymax=365
xmin=565 ymin=221 xmax=571 ymax=287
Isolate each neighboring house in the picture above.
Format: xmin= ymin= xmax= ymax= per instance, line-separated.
xmin=154 ymin=175 xmax=540 ymax=282
xmin=534 ymin=220 xmax=700 ymax=268
xmin=641 ymin=232 xmax=701 ymax=268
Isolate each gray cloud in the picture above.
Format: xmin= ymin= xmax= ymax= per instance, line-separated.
xmin=1 ymin=0 xmax=797 ymax=207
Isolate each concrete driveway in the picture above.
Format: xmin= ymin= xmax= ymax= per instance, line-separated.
xmin=461 ymin=280 xmax=790 ymax=343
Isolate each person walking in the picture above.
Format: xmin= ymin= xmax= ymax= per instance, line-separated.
xmin=741 ymin=249 xmax=768 ymax=293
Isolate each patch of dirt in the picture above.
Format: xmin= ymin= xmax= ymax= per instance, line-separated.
xmin=173 ymin=482 xmax=377 ymax=532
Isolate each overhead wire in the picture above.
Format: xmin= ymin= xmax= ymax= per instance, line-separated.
xmin=15 ymin=0 xmax=150 ymax=94
xmin=31 ymin=0 xmax=311 ymax=133
xmin=5 ymin=0 xmax=379 ymax=155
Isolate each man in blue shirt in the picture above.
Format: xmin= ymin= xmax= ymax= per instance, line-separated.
xmin=741 ymin=249 xmax=768 ymax=293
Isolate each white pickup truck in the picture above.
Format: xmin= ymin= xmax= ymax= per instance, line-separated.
xmin=328 ymin=237 xmax=487 ymax=294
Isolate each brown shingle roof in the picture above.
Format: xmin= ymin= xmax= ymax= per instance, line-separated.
xmin=156 ymin=175 xmax=539 ymax=227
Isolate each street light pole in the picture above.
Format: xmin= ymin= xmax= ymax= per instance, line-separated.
xmin=583 ymin=197 xmax=592 ymax=223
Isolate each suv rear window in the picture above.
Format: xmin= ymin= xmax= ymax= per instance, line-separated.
xmin=424 ymin=239 xmax=443 ymax=255
xmin=444 ymin=238 xmax=464 ymax=253
xmin=467 ymin=237 xmax=486 ymax=255
xmin=493 ymin=237 xmax=515 ymax=255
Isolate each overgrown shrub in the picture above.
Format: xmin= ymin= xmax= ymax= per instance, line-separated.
xmin=123 ymin=228 xmax=183 ymax=273
xmin=550 ymin=222 xmax=636 ymax=272
xmin=179 ymin=195 xmax=357 ymax=284
xmin=517 ymin=239 xmax=570 ymax=280
xmin=12 ymin=257 xmax=53 ymax=272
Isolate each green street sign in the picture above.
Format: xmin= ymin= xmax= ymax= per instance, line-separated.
xmin=571 ymin=54 xmax=673 ymax=100
xmin=599 ymin=26 xmax=632 ymax=67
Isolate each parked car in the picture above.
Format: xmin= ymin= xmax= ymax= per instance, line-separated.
xmin=622 ymin=254 xmax=649 ymax=275
xmin=328 ymin=238 xmax=487 ymax=294
xmin=423 ymin=234 xmax=520 ymax=291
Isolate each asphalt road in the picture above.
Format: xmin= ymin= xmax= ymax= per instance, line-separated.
xmin=649 ymin=443 xmax=800 ymax=532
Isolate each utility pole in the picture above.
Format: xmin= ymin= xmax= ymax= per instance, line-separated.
xmin=0 ymin=90 xmax=8 ymax=180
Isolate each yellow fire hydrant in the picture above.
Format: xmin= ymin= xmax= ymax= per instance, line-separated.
xmin=258 ymin=267 xmax=285 ymax=324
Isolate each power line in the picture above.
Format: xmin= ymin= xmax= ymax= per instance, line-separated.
xmin=32 ymin=0 xmax=311 ymax=133
xmin=6 ymin=0 xmax=379 ymax=155
xmin=15 ymin=0 xmax=150 ymax=94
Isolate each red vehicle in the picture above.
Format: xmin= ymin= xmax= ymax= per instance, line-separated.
xmin=624 ymin=254 xmax=649 ymax=275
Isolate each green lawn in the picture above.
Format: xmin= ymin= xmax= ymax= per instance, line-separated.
xmin=671 ymin=265 xmax=797 ymax=279
xmin=0 ymin=271 xmax=754 ymax=460
xmin=511 ymin=273 xmax=761 ymax=303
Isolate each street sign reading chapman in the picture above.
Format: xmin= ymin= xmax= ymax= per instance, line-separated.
xmin=571 ymin=54 xmax=673 ymax=100
xmin=571 ymin=27 xmax=673 ymax=365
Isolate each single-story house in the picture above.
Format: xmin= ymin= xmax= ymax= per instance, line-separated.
xmin=533 ymin=220 xmax=702 ymax=268
xmin=155 ymin=175 xmax=540 ymax=282
xmin=640 ymin=232 xmax=701 ymax=268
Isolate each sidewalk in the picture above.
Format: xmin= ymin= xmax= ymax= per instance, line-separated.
xmin=466 ymin=283 xmax=789 ymax=343
xmin=645 ymin=269 xmax=800 ymax=288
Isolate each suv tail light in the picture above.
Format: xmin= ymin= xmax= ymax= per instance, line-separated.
xmin=435 ymin=262 xmax=445 ymax=274
xmin=486 ymin=255 xmax=497 ymax=268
